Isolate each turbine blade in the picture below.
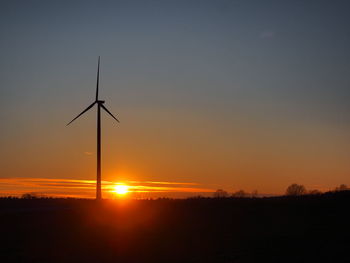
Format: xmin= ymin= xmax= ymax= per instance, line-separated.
xmin=101 ymin=104 xmax=120 ymax=123
xmin=67 ymin=102 xmax=96 ymax=126
xmin=96 ymin=56 xmax=100 ymax=101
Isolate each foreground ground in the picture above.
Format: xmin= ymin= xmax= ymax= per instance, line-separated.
xmin=1 ymin=192 xmax=349 ymax=263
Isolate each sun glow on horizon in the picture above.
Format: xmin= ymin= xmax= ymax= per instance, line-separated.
xmin=114 ymin=184 xmax=129 ymax=195
xmin=0 ymin=178 xmax=216 ymax=198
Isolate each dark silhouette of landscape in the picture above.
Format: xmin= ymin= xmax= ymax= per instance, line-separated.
xmin=1 ymin=191 xmax=349 ymax=263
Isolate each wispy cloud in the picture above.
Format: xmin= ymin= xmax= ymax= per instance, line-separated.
xmin=0 ymin=178 xmax=214 ymax=198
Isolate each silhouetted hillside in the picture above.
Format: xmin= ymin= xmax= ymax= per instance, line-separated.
xmin=1 ymin=191 xmax=349 ymax=263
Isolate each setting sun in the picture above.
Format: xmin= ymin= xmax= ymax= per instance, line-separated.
xmin=114 ymin=184 xmax=129 ymax=195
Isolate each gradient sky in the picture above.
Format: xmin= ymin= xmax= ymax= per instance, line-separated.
xmin=1 ymin=0 xmax=350 ymax=196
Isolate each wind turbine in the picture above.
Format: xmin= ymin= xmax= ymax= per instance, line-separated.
xmin=67 ymin=57 xmax=120 ymax=200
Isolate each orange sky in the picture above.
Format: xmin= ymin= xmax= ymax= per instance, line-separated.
xmin=1 ymin=108 xmax=348 ymax=197
xmin=0 ymin=178 xmax=214 ymax=199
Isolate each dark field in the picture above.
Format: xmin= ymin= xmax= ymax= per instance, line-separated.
xmin=1 ymin=192 xmax=350 ymax=263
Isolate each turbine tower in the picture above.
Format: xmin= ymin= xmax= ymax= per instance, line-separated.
xmin=67 ymin=57 xmax=119 ymax=200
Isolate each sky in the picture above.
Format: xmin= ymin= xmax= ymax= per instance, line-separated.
xmin=1 ymin=0 xmax=350 ymax=198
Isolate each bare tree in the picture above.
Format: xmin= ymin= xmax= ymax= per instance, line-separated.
xmin=232 ymin=190 xmax=246 ymax=198
xmin=251 ymin=190 xmax=258 ymax=198
xmin=285 ymin=184 xmax=306 ymax=196
xmin=308 ymin=189 xmax=322 ymax=195
xmin=21 ymin=193 xmax=39 ymax=199
xmin=335 ymin=184 xmax=348 ymax=191
xmin=213 ymin=189 xmax=229 ymax=198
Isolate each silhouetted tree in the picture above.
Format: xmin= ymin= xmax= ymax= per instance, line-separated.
xmin=232 ymin=190 xmax=246 ymax=198
xmin=251 ymin=190 xmax=258 ymax=198
xmin=21 ymin=193 xmax=39 ymax=199
xmin=335 ymin=184 xmax=348 ymax=191
xmin=187 ymin=195 xmax=204 ymax=200
xmin=308 ymin=189 xmax=322 ymax=195
xmin=213 ymin=189 xmax=229 ymax=198
xmin=285 ymin=184 xmax=306 ymax=196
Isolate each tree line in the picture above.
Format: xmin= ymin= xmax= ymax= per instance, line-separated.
xmin=213 ymin=183 xmax=349 ymax=198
